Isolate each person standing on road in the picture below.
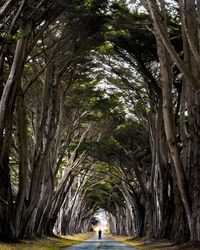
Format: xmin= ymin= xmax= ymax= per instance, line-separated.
xmin=98 ymin=229 xmax=102 ymax=239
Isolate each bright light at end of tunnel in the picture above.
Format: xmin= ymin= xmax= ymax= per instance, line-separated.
xmin=94 ymin=210 xmax=109 ymax=232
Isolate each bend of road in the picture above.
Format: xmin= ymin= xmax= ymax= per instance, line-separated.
xmin=63 ymin=235 xmax=138 ymax=250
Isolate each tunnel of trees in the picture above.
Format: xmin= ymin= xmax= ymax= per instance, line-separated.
xmin=0 ymin=0 xmax=200 ymax=244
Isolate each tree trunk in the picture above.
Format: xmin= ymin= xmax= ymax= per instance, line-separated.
xmin=0 ymin=23 xmax=28 ymax=240
xmin=14 ymin=89 xmax=30 ymax=238
xmin=145 ymin=0 xmax=194 ymax=239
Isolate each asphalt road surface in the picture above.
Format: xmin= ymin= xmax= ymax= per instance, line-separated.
xmin=63 ymin=235 xmax=138 ymax=250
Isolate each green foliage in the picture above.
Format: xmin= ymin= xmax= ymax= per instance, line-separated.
xmin=110 ymin=1 xmax=131 ymax=17
xmin=65 ymin=80 xmax=125 ymax=125
xmin=71 ymin=0 xmax=108 ymax=15
xmin=96 ymin=41 xmax=114 ymax=55
xmin=0 ymin=32 xmax=28 ymax=45
xmin=105 ymin=29 xmax=131 ymax=41
xmin=84 ymin=163 xmax=125 ymax=213
xmin=0 ymin=34 xmax=15 ymax=45
xmin=114 ymin=119 xmax=149 ymax=152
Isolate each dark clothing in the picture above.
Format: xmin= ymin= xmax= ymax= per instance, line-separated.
xmin=98 ymin=229 xmax=102 ymax=239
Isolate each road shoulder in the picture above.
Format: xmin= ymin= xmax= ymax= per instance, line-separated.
xmin=108 ymin=234 xmax=200 ymax=250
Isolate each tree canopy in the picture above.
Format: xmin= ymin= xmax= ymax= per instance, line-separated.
xmin=1 ymin=0 xmax=200 ymax=244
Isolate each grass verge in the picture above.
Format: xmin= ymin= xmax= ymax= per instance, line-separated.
xmin=108 ymin=234 xmax=200 ymax=250
xmin=0 ymin=233 xmax=93 ymax=250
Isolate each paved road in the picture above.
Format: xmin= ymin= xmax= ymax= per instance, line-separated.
xmin=63 ymin=235 xmax=138 ymax=250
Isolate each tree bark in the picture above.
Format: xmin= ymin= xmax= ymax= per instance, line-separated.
xmin=145 ymin=0 xmax=194 ymax=238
